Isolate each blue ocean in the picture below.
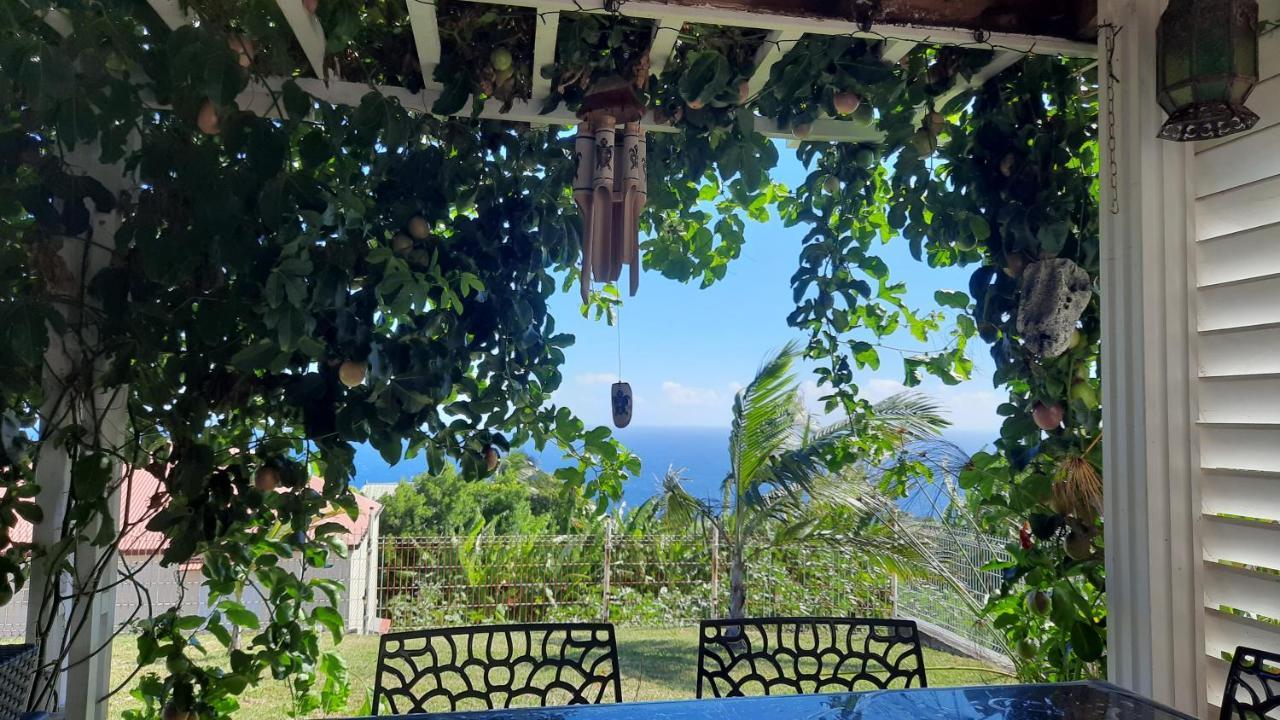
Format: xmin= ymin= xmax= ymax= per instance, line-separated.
xmin=351 ymin=427 xmax=996 ymax=514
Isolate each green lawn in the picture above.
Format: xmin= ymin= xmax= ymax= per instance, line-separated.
xmin=108 ymin=626 xmax=1011 ymax=718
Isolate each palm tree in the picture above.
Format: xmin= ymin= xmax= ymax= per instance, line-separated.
xmin=647 ymin=341 xmax=951 ymax=619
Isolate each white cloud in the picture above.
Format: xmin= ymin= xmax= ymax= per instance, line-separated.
xmin=575 ymin=372 xmax=618 ymax=386
xmin=662 ymin=381 xmax=721 ymax=407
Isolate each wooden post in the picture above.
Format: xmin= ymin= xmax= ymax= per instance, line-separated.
xmin=708 ymin=525 xmax=720 ymax=616
xmin=600 ymin=518 xmax=612 ymax=622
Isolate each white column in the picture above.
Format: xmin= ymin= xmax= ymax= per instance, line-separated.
xmin=1098 ymin=0 xmax=1206 ymax=714
xmin=25 ymin=148 xmax=129 ymax=720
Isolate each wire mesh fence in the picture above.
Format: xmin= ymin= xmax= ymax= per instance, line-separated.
xmin=377 ymin=526 xmax=1010 ymax=653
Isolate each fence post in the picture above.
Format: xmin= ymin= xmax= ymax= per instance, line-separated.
xmin=708 ymin=524 xmax=719 ymax=616
xmin=889 ymin=574 xmax=899 ymax=617
xmin=600 ymin=518 xmax=612 ymax=622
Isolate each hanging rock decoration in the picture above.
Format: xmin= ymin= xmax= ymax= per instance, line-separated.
xmin=611 ymin=381 xmax=633 ymax=428
xmin=574 ymin=76 xmax=647 ymax=303
xmin=1016 ymin=258 xmax=1092 ymax=358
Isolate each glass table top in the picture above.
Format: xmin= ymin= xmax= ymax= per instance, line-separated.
xmin=352 ymin=681 xmax=1197 ymax=720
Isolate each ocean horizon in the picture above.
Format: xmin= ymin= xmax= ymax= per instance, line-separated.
xmin=351 ymin=426 xmax=997 ymax=513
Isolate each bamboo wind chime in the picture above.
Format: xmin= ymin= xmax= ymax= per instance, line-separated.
xmin=573 ymin=79 xmax=647 ymax=304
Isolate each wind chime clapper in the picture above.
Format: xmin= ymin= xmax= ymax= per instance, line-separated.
xmin=573 ymin=76 xmax=647 ymax=306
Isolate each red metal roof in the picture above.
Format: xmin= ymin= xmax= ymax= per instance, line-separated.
xmin=8 ymin=468 xmax=381 ymax=554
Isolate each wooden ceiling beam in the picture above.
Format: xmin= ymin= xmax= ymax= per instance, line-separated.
xmin=458 ymin=0 xmax=1096 ymax=57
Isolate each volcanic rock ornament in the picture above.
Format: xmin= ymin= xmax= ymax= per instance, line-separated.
xmin=1016 ymin=258 xmax=1092 ymax=358
xmin=574 ymin=77 xmax=647 ymax=303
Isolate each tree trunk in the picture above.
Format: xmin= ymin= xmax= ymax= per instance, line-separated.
xmin=728 ymin=542 xmax=746 ymax=620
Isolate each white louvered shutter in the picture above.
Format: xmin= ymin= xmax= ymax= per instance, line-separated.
xmin=1194 ymin=12 xmax=1280 ymax=713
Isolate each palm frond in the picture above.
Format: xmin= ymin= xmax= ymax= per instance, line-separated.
xmin=866 ymin=391 xmax=951 ymax=441
xmin=646 ymin=468 xmax=718 ymax=531
xmin=727 ymin=342 xmax=803 ymax=504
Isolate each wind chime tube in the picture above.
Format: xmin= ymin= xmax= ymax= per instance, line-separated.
xmin=622 ymin=123 xmax=645 ymax=297
xmin=590 ymin=115 xmax=616 ymax=283
xmin=574 ymin=123 xmax=596 ymax=304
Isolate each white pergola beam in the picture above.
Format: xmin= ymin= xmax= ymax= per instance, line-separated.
xmin=237 ymin=77 xmax=886 ymax=142
xmin=929 ymin=50 xmax=1025 ymax=114
xmin=879 ymin=39 xmax=916 ymax=64
xmin=146 ymin=0 xmax=194 ymax=29
xmin=531 ymin=11 xmax=561 ymax=99
xmin=406 ymin=0 xmax=443 ymax=91
xmin=275 ymin=0 xmax=327 ymax=78
xmin=747 ymin=29 xmax=802 ymax=95
xmin=460 ymin=0 xmax=1097 ymax=58
xmin=647 ymin=18 xmax=687 ymax=76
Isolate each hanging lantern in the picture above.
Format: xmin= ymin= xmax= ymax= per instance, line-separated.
xmin=1156 ymin=0 xmax=1260 ymax=141
xmin=574 ymin=76 xmax=647 ymax=303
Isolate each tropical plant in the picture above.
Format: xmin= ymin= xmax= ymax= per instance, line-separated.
xmin=647 ymin=341 xmax=949 ymax=619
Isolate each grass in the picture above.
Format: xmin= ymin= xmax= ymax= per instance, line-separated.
xmin=108 ymin=626 xmax=1011 ymax=718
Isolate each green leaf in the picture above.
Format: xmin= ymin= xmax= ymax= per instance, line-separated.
xmin=311 ymin=606 xmax=344 ymax=643
xmin=219 ymin=601 xmax=260 ymax=630
xmin=933 ymin=290 xmax=970 ymax=310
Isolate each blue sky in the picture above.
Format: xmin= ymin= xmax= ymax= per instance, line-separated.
xmin=547 ymin=145 xmax=1004 ymax=435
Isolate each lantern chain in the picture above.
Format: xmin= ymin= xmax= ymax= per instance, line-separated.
xmin=1102 ymin=23 xmax=1121 ymax=216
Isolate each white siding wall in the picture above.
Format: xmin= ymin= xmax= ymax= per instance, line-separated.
xmin=1193 ymin=13 xmax=1280 ymax=712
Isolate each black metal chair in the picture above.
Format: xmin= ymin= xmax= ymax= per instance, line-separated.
xmin=1221 ymin=645 xmax=1280 ymax=719
xmin=696 ymin=617 xmax=928 ymax=698
xmin=371 ymin=622 xmax=623 ymax=714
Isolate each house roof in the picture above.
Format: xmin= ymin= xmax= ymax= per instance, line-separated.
xmin=9 ymin=468 xmax=381 ymax=554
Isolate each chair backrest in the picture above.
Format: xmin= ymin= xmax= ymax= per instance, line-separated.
xmin=371 ymin=622 xmax=622 ymax=715
xmin=696 ymin=617 xmax=927 ymax=698
xmin=1220 ymin=645 xmax=1280 ymax=720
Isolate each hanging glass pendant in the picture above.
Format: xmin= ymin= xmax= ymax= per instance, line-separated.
xmin=1156 ymin=0 xmax=1260 ymax=141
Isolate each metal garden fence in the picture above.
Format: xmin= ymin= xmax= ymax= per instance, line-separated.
xmin=376 ymin=525 xmax=1010 ymax=653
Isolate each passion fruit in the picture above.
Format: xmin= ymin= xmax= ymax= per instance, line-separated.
xmin=908 ymin=129 xmax=936 ymax=156
xmin=738 ymin=81 xmax=750 ymax=105
xmin=833 ymin=91 xmax=862 ymax=116
xmin=999 ymin=153 xmax=1017 ymax=177
xmin=687 ymin=98 xmax=705 ymax=110
xmin=1065 ymin=530 xmax=1092 ymax=561
xmin=792 ymin=122 xmax=812 ymax=139
xmin=1025 ymin=589 xmax=1052 ymax=616
xmin=1070 ymin=379 xmax=1099 ymax=410
xmin=1003 ymin=252 xmax=1027 ymax=278
xmin=197 ymin=100 xmax=220 ymax=136
xmin=228 ymin=35 xmax=255 ymax=68
xmin=254 ymin=466 xmax=281 ymax=492
xmin=1032 ymin=401 xmax=1065 ymax=431
xmin=484 ymin=446 xmax=500 ymax=473
xmin=490 ymin=47 xmax=513 ymax=72
xmin=391 ymin=233 xmax=414 ymax=256
xmin=338 ymin=360 xmax=368 ymax=388
xmin=407 ymin=215 xmax=430 ymax=241
xmin=824 ymin=176 xmax=841 ymax=195
xmin=1016 ymin=638 xmax=1038 ymax=661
